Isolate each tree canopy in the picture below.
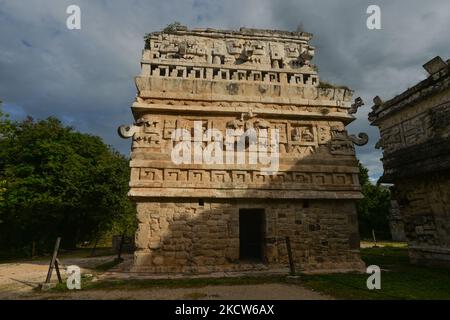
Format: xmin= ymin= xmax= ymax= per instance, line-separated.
xmin=0 ymin=108 xmax=135 ymax=257
xmin=356 ymin=162 xmax=392 ymax=239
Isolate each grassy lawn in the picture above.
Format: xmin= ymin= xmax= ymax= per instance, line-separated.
xmin=301 ymin=246 xmax=450 ymax=299
xmin=50 ymin=245 xmax=450 ymax=300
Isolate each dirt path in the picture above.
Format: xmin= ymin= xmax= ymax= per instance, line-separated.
xmin=0 ymin=283 xmax=331 ymax=300
xmin=0 ymin=256 xmax=332 ymax=300
xmin=0 ymin=255 xmax=117 ymax=293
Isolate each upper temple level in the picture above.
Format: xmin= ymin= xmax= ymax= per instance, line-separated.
xmin=141 ymin=25 xmax=317 ymax=84
xmin=134 ymin=25 xmax=356 ymax=122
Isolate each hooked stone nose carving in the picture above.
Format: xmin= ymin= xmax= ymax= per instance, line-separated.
xmin=349 ymin=132 xmax=369 ymax=146
xmin=118 ymin=117 xmax=151 ymax=139
xmin=346 ymin=97 xmax=369 ymax=146
xmin=118 ymin=124 xmax=139 ymax=139
xmin=349 ymin=97 xmax=364 ymax=114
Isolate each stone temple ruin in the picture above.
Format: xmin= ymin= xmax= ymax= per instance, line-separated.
xmin=370 ymin=56 xmax=450 ymax=268
xmin=119 ymin=25 xmax=368 ymax=274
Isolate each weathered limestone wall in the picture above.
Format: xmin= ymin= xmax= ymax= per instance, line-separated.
xmin=395 ymin=173 xmax=450 ymax=267
xmin=134 ymin=199 xmax=363 ymax=273
xmin=388 ymin=200 xmax=407 ymax=242
xmin=373 ymin=89 xmax=450 ymax=185
xmin=370 ymin=56 xmax=450 ymax=267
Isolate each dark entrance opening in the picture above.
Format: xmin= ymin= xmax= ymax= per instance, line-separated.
xmin=239 ymin=209 xmax=265 ymax=261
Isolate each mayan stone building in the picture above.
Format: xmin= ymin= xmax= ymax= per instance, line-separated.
xmin=369 ymin=56 xmax=450 ymax=267
xmin=388 ymin=200 xmax=407 ymax=242
xmin=119 ymin=25 xmax=367 ymax=274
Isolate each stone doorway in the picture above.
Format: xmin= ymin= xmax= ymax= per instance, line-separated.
xmin=239 ymin=208 xmax=265 ymax=262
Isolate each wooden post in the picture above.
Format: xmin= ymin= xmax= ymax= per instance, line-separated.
xmin=45 ymin=237 xmax=61 ymax=283
xmin=54 ymin=259 xmax=63 ymax=284
xmin=372 ymin=229 xmax=378 ymax=248
xmin=285 ymin=236 xmax=296 ymax=275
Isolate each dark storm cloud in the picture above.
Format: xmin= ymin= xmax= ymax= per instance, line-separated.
xmin=1 ymin=0 xmax=449 ymax=180
xmin=265 ymin=0 xmax=450 ymax=179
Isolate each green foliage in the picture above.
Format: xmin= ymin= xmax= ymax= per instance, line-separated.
xmin=163 ymin=21 xmax=183 ymax=33
xmin=0 ymin=100 xmax=12 ymax=136
xmin=143 ymin=33 xmax=153 ymax=50
xmin=144 ymin=22 xmax=184 ymax=49
xmin=318 ymin=81 xmax=350 ymax=90
xmin=0 ymin=114 xmax=135 ymax=257
xmin=0 ymin=102 xmax=9 ymax=210
xmin=0 ymin=180 xmax=5 ymax=208
xmin=356 ymin=162 xmax=391 ymax=239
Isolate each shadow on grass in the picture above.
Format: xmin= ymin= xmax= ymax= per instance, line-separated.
xmin=47 ymin=246 xmax=450 ymax=300
xmin=301 ymin=246 xmax=450 ymax=300
xmin=50 ymin=275 xmax=288 ymax=293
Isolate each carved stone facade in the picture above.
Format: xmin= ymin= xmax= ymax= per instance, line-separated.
xmin=120 ymin=26 xmax=366 ymax=274
xmin=369 ymin=56 xmax=450 ymax=267
xmin=388 ymin=200 xmax=407 ymax=242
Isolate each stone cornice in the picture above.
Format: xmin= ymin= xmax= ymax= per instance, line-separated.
xmin=128 ymin=188 xmax=363 ymax=200
xmin=129 ymin=160 xmax=361 ymax=173
xmin=380 ymin=136 xmax=450 ymax=182
xmin=369 ymin=64 xmax=450 ymax=125
xmin=147 ymin=27 xmax=313 ymax=43
xmin=131 ymin=102 xmax=356 ymax=124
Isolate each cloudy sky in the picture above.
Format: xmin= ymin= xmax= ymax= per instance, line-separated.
xmin=1 ymin=0 xmax=449 ymax=180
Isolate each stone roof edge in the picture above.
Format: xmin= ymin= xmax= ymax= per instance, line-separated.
xmin=147 ymin=26 xmax=313 ymax=42
xmin=369 ymin=61 xmax=450 ymax=124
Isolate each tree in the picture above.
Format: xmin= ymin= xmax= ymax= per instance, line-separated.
xmin=0 ymin=114 xmax=135 ymax=256
xmin=163 ymin=21 xmax=183 ymax=33
xmin=0 ymin=180 xmax=5 ymax=207
xmin=0 ymin=101 xmax=9 ymax=211
xmin=356 ymin=162 xmax=392 ymax=239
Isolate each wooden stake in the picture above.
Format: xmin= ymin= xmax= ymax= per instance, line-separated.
xmin=372 ymin=229 xmax=378 ymax=248
xmin=285 ymin=236 xmax=296 ymax=275
xmin=45 ymin=237 xmax=61 ymax=284
xmin=54 ymin=259 xmax=63 ymax=284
